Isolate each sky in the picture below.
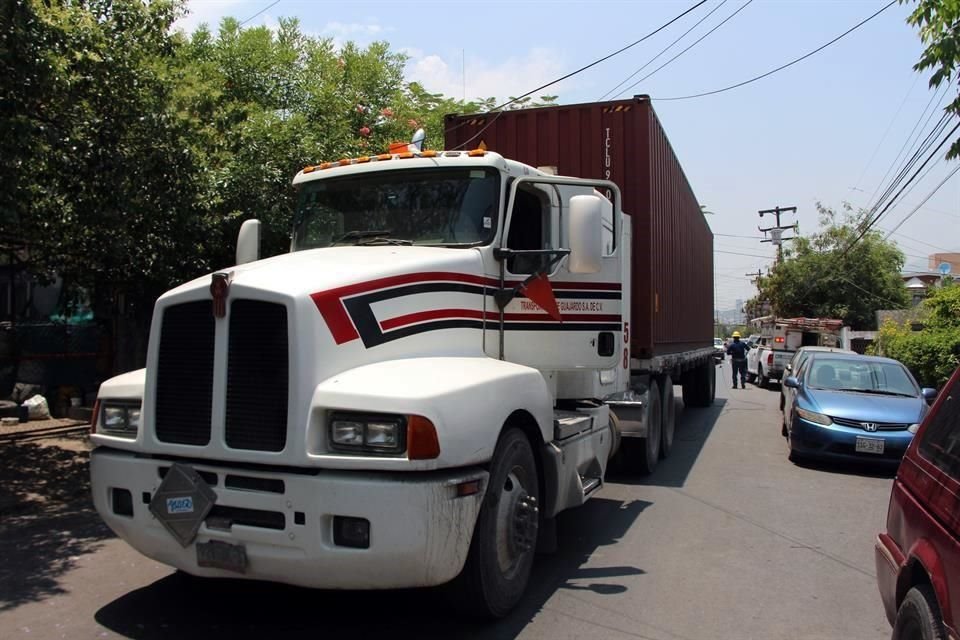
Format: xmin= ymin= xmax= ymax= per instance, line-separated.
xmin=176 ymin=0 xmax=960 ymax=312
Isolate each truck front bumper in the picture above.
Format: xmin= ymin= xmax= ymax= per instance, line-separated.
xmin=90 ymin=448 xmax=486 ymax=589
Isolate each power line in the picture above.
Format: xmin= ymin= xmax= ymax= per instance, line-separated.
xmin=843 ymin=120 xmax=960 ymax=256
xmin=615 ymin=0 xmax=754 ymax=99
xmin=883 ymin=164 xmax=960 ymax=240
xmin=865 ymin=81 xmax=954 ymax=207
xmin=239 ymin=0 xmax=281 ymax=26
xmin=852 ymin=73 xmax=921 ymax=190
xmin=450 ymin=0 xmax=709 ymax=150
xmin=714 ymin=233 xmax=765 ymax=239
xmin=715 ymin=249 xmax=776 ymax=259
xmin=598 ymin=0 xmax=730 ymax=101
xmin=656 ymin=0 xmax=896 ymax=101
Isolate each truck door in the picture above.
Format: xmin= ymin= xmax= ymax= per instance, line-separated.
xmin=486 ymin=177 xmax=624 ymax=372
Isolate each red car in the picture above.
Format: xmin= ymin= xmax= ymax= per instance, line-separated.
xmin=875 ymin=365 xmax=960 ymax=639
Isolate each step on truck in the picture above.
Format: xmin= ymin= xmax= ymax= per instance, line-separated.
xmin=90 ymin=96 xmax=715 ymax=618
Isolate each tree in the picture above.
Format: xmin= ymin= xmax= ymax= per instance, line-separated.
xmin=754 ymin=203 xmax=909 ymax=329
xmin=902 ymin=0 xmax=960 ymax=159
xmin=876 ymin=282 xmax=960 ymax=387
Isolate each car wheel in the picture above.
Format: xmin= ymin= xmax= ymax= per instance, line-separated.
xmin=892 ymin=585 xmax=947 ymax=640
xmin=781 ymin=418 xmax=788 ymax=438
xmin=448 ymin=428 xmax=539 ymax=618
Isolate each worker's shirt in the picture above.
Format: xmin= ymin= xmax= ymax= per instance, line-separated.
xmin=727 ymin=341 xmax=749 ymax=360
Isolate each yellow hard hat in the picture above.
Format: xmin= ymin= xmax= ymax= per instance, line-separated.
xmin=732 ymin=331 xmax=741 ymax=338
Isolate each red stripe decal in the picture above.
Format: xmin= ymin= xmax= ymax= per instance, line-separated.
xmin=380 ymin=308 xmax=485 ymax=331
xmin=379 ymin=309 xmax=621 ymax=331
xmin=311 ymin=272 xmax=493 ymax=344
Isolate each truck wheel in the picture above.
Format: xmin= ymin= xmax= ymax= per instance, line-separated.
xmin=892 ymin=585 xmax=947 ymax=640
xmin=758 ymin=366 xmax=768 ymax=389
xmin=624 ymin=379 xmax=661 ymax=474
xmin=706 ymin=360 xmax=716 ymax=404
xmin=659 ymin=377 xmax=675 ymax=459
xmin=449 ymin=428 xmax=539 ymax=618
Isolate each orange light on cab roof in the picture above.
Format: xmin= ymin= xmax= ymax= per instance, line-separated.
xmin=421 ymin=150 xmax=438 ymax=158
xmin=407 ymin=415 xmax=440 ymax=460
xmin=376 ymin=154 xmax=392 ymax=161
xmin=467 ymin=149 xmax=486 ymax=157
xmin=319 ymin=162 xmax=333 ymax=170
xmin=338 ymin=159 xmax=351 ymax=166
xmin=302 ymin=166 xmax=317 ymax=173
xmin=356 ymin=156 xmax=370 ymax=163
xmin=397 ymin=152 xmax=415 ymax=159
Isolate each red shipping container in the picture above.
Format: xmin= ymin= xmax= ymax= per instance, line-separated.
xmin=445 ymin=96 xmax=714 ymax=359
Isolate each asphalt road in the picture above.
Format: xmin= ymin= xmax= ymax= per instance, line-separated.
xmin=1 ymin=360 xmax=896 ymax=639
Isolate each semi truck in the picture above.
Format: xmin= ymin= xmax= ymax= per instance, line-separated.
xmin=89 ymin=96 xmax=714 ymax=618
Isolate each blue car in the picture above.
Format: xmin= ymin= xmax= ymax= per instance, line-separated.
xmin=782 ymin=354 xmax=937 ymax=464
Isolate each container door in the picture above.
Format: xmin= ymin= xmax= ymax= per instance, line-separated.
xmin=487 ymin=178 xmax=624 ymax=372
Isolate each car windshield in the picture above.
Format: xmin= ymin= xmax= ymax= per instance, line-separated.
xmin=714 ymin=339 xmax=723 ymax=346
xmin=292 ymin=167 xmax=501 ymax=249
xmin=805 ymin=357 xmax=919 ymax=396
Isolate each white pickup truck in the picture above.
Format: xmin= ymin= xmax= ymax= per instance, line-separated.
xmin=746 ymin=335 xmax=793 ymax=388
xmin=746 ymin=318 xmax=844 ymax=388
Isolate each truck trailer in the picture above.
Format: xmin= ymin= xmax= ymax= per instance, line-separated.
xmin=90 ymin=96 xmax=715 ymax=618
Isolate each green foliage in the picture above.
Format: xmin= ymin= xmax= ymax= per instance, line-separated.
xmin=902 ymin=0 xmax=960 ymax=159
xmin=2 ymin=1 xmax=492 ymax=324
xmin=874 ymin=283 xmax=960 ymax=388
xmin=756 ymin=203 xmax=910 ymax=330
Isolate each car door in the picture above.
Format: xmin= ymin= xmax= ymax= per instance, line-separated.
xmin=907 ymin=370 xmax=960 ymax=630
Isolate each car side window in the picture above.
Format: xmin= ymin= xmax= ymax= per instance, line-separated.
xmin=918 ymin=376 xmax=960 ymax=478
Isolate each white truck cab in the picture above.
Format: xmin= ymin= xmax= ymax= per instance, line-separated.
xmin=89 ymin=147 xmax=715 ymax=618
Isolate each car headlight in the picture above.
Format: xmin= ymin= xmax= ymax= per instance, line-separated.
xmin=796 ymin=408 xmax=833 ymax=426
xmin=908 ymin=423 xmax=920 ymax=434
xmin=329 ymin=413 xmax=405 ymax=454
xmin=98 ymin=401 xmax=142 ymax=438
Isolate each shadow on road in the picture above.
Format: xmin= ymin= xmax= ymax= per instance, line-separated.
xmin=0 ymin=438 xmax=113 ymax=612
xmin=610 ymin=395 xmax=728 ymax=489
xmin=94 ymin=497 xmax=652 ymax=639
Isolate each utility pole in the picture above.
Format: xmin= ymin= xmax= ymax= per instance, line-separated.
xmin=758 ymin=206 xmax=798 ymax=263
xmin=745 ymin=269 xmax=762 ymax=286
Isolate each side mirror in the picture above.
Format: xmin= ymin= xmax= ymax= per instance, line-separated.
xmin=236 ymin=219 xmax=261 ymax=265
xmin=785 ymin=364 xmax=793 ymax=372
xmin=783 ymin=376 xmax=800 ymax=389
xmin=922 ymin=388 xmax=937 ymax=403
xmin=567 ymin=195 xmax=602 ymax=274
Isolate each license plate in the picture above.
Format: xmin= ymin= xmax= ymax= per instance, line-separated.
xmin=855 ymin=437 xmax=885 ymax=455
xmin=197 ymin=540 xmax=247 ymax=574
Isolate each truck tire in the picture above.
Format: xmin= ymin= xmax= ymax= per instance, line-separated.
xmin=659 ymin=377 xmax=675 ymax=459
xmin=892 ymin=585 xmax=947 ymax=640
xmin=683 ymin=361 xmax=713 ymax=408
xmin=758 ymin=366 xmax=769 ymax=389
xmin=448 ymin=428 xmax=539 ymax=618
xmin=707 ymin=360 xmax=716 ymax=404
xmin=624 ymin=379 xmax=661 ymax=475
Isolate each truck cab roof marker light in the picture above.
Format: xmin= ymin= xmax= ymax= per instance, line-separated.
xmin=467 ymin=149 xmax=486 ymax=157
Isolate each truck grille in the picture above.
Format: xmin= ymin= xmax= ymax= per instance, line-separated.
xmin=225 ymin=300 xmax=289 ymax=452
xmin=155 ymin=301 xmax=215 ymax=446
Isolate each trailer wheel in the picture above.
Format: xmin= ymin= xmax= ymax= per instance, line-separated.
xmin=659 ymin=377 xmax=675 ymax=459
xmin=683 ymin=361 xmax=713 ymax=408
xmin=449 ymin=428 xmax=539 ymax=618
xmin=707 ymin=360 xmax=716 ymax=403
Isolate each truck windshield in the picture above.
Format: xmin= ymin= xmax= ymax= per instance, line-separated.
xmin=292 ymin=167 xmax=501 ymax=249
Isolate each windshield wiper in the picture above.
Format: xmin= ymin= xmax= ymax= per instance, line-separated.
xmin=330 ymin=230 xmax=393 ymax=245
xmin=357 ymin=236 xmax=413 ymax=246
xmin=839 ymin=388 xmax=915 ymax=397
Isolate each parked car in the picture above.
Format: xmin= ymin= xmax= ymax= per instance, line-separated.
xmin=875 ymin=365 xmax=959 ymax=640
xmin=782 ymin=354 xmax=937 ymax=464
xmin=713 ymin=338 xmax=725 ymax=362
xmin=780 ymin=346 xmax=857 ymax=411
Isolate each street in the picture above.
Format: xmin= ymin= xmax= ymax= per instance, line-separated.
xmin=1 ymin=360 xmax=895 ymax=640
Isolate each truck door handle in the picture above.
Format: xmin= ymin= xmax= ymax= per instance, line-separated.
xmin=597 ymin=332 xmax=615 ymax=357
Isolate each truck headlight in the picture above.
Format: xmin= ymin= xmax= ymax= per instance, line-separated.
xmin=329 ymin=413 xmax=405 ymax=454
xmin=98 ymin=401 xmax=142 ymax=438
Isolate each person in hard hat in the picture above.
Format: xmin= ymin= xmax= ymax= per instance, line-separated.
xmin=726 ymin=331 xmax=750 ymax=389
